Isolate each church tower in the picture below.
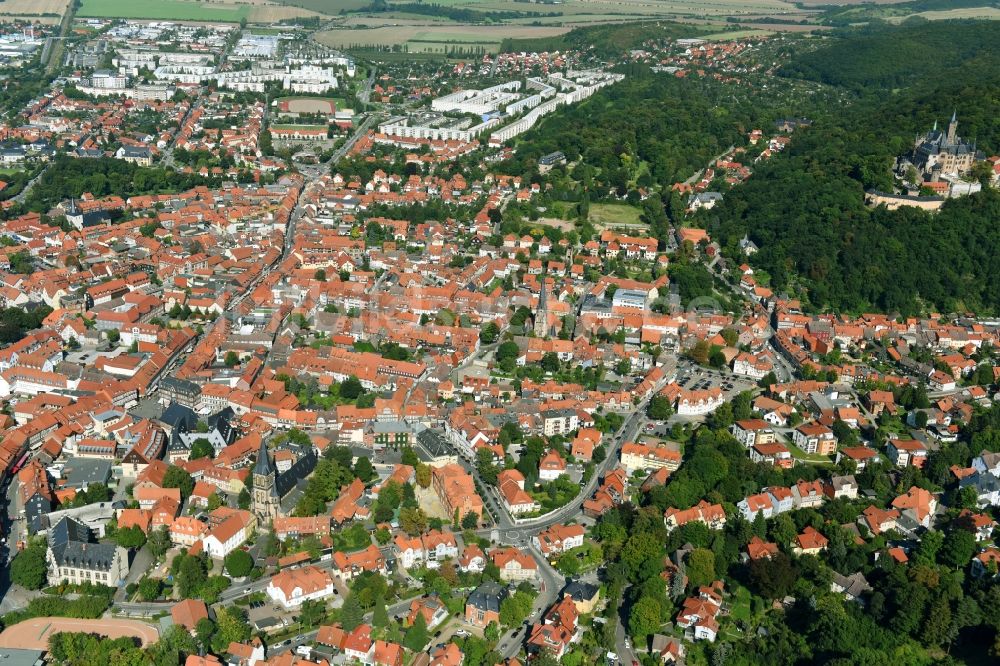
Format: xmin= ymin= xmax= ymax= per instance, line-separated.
xmin=534 ymin=273 xmax=549 ymax=338
xmin=252 ymin=440 xmax=279 ymax=522
xmin=946 ymin=110 xmax=958 ymax=145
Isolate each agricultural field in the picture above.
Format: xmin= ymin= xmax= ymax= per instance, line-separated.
xmin=888 ymin=6 xmax=1000 ymax=21
xmin=481 ymin=0 xmax=804 ymax=20
xmin=699 ymin=28 xmax=776 ymax=39
xmin=315 ymin=24 xmax=570 ymax=52
xmin=313 ymin=0 xmax=820 ymax=52
xmin=77 ymin=0 xmax=318 ymax=22
xmin=0 ymin=0 xmax=70 ymax=18
xmin=795 ymin=0 xmax=908 ymax=4
xmin=275 ymin=0 xmax=371 ymax=13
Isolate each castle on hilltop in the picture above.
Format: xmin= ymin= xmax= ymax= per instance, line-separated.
xmin=904 ymin=112 xmax=982 ymax=181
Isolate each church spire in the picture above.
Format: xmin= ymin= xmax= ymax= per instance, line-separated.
xmin=253 ymin=440 xmax=273 ymax=476
xmin=533 ymin=272 xmax=549 ymax=337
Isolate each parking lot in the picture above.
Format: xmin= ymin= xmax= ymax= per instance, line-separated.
xmin=675 ymin=364 xmax=757 ymax=398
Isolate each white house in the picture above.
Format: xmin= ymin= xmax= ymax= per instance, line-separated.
xmin=266 ymin=565 xmax=335 ymax=609
xmin=201 ymin=512 xmax=254 ymax=559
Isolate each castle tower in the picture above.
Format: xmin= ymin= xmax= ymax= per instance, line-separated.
xmin=946 ymin=110 xmax=958 ymax=145
xmin=534 ymin=273 xmax=549 ymax=338
xmin=252 ymin=440 xmax=279 ymax=522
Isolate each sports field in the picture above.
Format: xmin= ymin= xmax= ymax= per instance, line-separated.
xmin=0 ymin=617 xmax=159 ymax=649
xmin=276 ymin=97 xmax=339 ymax=114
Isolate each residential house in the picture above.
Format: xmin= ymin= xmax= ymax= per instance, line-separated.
xmin=267 ymin=565 xmax=335 ymax=609
xmin=465 ymin=581 xmax=507 ymax=627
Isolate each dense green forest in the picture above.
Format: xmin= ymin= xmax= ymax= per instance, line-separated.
xmin=20 ymin=157 xmax=218 ymax=214
xmin=591 ymin=404 xmax=1000 ymax=665
xmin=498 ymin=72 xmax=803 ymax=193
xmin=372 ymin=2 xmax=560 ymax=22
xmin=779 ymin=20 xmax=1000 ymax=92
xmin=711 ymin=21 xmax=1000 ymax=314
xmin=500 ymin=21 xmax=709 ymax=56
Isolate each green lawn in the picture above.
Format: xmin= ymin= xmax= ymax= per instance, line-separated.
xmin=728 ymin=584 xmax=752 ymax=622
xmin=78 ymin=0 xmax=250 ymax=21
xmin=787 ymin=441 xmax=836 ymax=465
xmin=589 ymin=202 xmax=644 ymax=228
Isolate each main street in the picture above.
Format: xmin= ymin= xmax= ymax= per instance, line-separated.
xmin=280 ymin=112 xmax=382 ymax=263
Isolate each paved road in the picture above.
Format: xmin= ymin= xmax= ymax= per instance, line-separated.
xmin=280 ymin=112 xmax=381 ymax=264
xmin=683 ymin=144 xmax=735 ymax=186
xmin=356 ymin=67 xmax=376 ymax=106
xmin=44 ymin=0 xmax=76 ymax=75
xmin=472 ymin=365 xmax=673 ymax=542
xmin=10 ymin=169 xmax=47 ymax=206
xmin=160 ymin=101 xmax=200 ymax=169
xmin=115 ymin=545 xmax=155 ymax=603
xmin=497 ymin=546 xmax=565 ymax=660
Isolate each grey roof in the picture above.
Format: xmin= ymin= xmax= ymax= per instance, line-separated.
xmin=830 ymin=475 xmax=856 ymax=491
xmin=0 ymin=648 xmax=45 ymax=666
xmin=49 ymin=516 xmax=93 ymax=548
xmin=160 ymin=376 xmax=201 ymax=397
xmin=160 ymin=402 xmax=197 ymax=432
xmin=50 ymin=540 xmax=121 ymax=570
xmin=23 ymin=494 xmax=52 ymax=535
xmin=415 ymin=427 xmax=451 ymax=458
xmin=831 ymin=571 xmax=871 ymax=599
xmin=207 ymin=407 xmax=236 ymax=445
xmin=561 ymin=579 xmax=599 ymax=602
xmin=275 ymin=445 xmax=317 ymax=498
xmin=468 ymin=581 xmax=508 ymax=612
xmin=962 ymin=471 xmax=1000 ymax=494
xmin=253 ymin=440 xmax=274 ymax=477
xmin=61 ymin=457 xmax=112 ymax=489
xmin=48 ymin=516 xmax=122 ymax=570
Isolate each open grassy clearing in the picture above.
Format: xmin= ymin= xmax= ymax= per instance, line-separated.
xmin=589 ymin=203 xmax=644 ymax=228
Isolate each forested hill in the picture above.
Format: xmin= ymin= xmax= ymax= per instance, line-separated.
xmin=500 ymin=21 xmax=709 ymax=56
xmin=714 ymin=37 xmax=1000 ymax=315
xmin=778 ymin=20 xmax=1000 ymax=92
xmin=500 ymin=72 xmax=807 ymax=193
